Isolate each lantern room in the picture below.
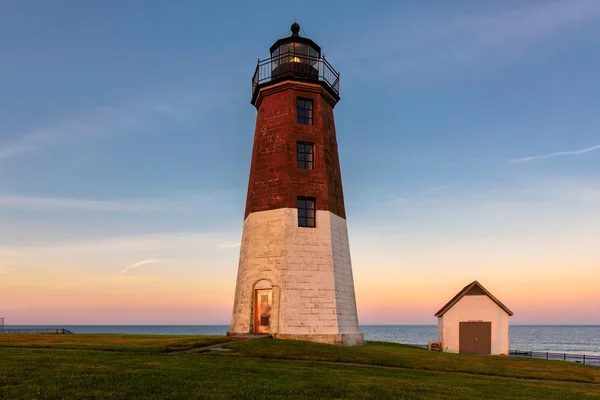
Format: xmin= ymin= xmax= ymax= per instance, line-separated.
xmin=251 ymin=23 xmax=339 ymax=106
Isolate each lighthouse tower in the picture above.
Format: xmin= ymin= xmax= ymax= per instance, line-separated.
xmin=229 ymin=23 xmax=363 ymax=346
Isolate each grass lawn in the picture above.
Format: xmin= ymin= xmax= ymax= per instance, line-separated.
xmin=218 ymin=338 xmax=600 ymax=384
xmin=1 ymin=335 xmax=599 ymax=399
xmin=0 ymin=334 xmax=228 ymax=353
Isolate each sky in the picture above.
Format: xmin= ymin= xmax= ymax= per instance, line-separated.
xmin=1 ymin=0 xmax=599 ymax=325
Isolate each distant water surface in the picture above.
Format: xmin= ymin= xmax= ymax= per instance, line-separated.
xmin=4 ymin=325 xmax=599 ymax=355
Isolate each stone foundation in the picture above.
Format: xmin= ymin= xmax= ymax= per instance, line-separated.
xmin=273 ymin=333 xmax=364 ymax=346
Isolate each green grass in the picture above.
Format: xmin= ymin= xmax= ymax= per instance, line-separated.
xmin=0 ymin=334 xmax=229 ymax=353
xmin=218 ymin=338 xmax=600 ymax=384
xmin=1 ymin=334 xmax=599 ymax=399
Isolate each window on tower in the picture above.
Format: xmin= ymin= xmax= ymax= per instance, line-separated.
xmin=297 ymin=98 xmax=313 ymax=125
xmin=297 ymin=142 xmax=314 ymax=169
xmin=297 ymin=197 xmax=316 ymax=228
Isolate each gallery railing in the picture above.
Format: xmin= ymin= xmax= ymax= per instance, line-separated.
xmin=252 ymin=52 xmax=340 ymax=100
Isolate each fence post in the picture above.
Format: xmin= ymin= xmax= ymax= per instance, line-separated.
xmin=546 ymin=352 xmax=549 ymax=360
xmin=583 ymin=355 xmax=586 ymax=365
xmin=530 ymin=351 xmax=533 ymax=358
xmin=564 ymin=353 xmax=566 ymax=362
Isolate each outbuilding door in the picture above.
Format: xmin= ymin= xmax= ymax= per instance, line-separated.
xmin=459 ymin=322 xmax=491 ymax=354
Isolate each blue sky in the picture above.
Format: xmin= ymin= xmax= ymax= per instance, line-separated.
xmin=1 ymin=0 xmax=599 ymax=324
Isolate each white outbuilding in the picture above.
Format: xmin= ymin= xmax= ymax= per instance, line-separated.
xmin=434 ymin=281 xmax=513 ymax=355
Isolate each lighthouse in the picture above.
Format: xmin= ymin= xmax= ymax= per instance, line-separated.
xmin=228 ymin=23 xmax=363 ymax=346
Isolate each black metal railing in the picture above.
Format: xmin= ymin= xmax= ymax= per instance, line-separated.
xmin=252 ymin=52 xmax=339 ymax=100
xmin=510 ymin=350 xmax=600 ymax=366
xmin=415 ymin=343 xmax=600 ymax=366
xmin=0 ymin=328 xmax=74 ymax=334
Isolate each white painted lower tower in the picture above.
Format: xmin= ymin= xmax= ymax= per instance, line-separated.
xmin=229 ymin=209 xmax=363 ymax=346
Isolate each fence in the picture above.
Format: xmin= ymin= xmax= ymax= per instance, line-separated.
xmin=0 ymin=328 xmax=74 ymax=334
xmin=413 ymin=344 xmax=599 ymax=366
xmin=510 ymin=350 xmax=600 ymax=366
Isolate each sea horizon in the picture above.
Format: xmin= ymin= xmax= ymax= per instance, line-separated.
xmin=4 ymin=324 xmax=599 ymax=326
xmin=3 ymin=324 xmax=599 ymax=356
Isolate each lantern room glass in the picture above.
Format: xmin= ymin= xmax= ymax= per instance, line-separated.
xmin=271 ymin=41 xmax=319 ymax=71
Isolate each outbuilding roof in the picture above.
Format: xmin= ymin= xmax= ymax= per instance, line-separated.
xmin=434 ymin=280 xmax=514 ymax=317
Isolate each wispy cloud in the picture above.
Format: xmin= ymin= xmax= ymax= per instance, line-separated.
xmin=218 ymin=243 xmax=241 ymax=249
xmin=3 ymin=232 xmax=241 ymax=255
xmin=0 ymin=128 xmax=58 ymax=160
xmin=390 ymin=182 xmax=465 ymax=204
xmin=0 ymin=194 xmax=151 ymax=212
xmin=0 ymin=99 xmax=181 ymax=162
xmin=509 ymin=145 xmax=600 ymax=163
xmin=0 ymin=250 xmax=21 ymax=273
xmin=0 ymin=189 xmax=237 ymax=213
xmin=117 ymin=259 xmax=157 ymax=275
xmin=420 ymin=182 xmax=463 ymax=195
xmin=0 ymin=250 xmax=22 ymax=257
xmin=338 ymin=0 xmax=600 ymax=80
xmin=0 ymin=249 xmax=16 ymax=274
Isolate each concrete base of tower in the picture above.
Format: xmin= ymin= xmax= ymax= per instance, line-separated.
xmin=272 ymin=332 xmax=364 ymax=346
xmin=226 ymin=331 xmax=364 ymax=346
xmin=225 ymin=331 xmax=270 ymax=338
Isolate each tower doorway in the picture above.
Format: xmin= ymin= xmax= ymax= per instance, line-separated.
xmin=254 ymin=289 xmax=273 ymax=334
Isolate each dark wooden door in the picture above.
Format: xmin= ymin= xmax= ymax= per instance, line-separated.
xmin=459 ymin=322 xmax=491 ymax=354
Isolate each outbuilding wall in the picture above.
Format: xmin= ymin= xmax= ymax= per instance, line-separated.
xmin=437 ymin=295 xmax=509 ymax=355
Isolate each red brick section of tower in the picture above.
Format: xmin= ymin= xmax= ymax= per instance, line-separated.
xmin=244 ymin=80 xmax=345 ymax=220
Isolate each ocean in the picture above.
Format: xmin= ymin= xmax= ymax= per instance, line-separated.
xmin=3 ymin=325 xmax=599 ymax=356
